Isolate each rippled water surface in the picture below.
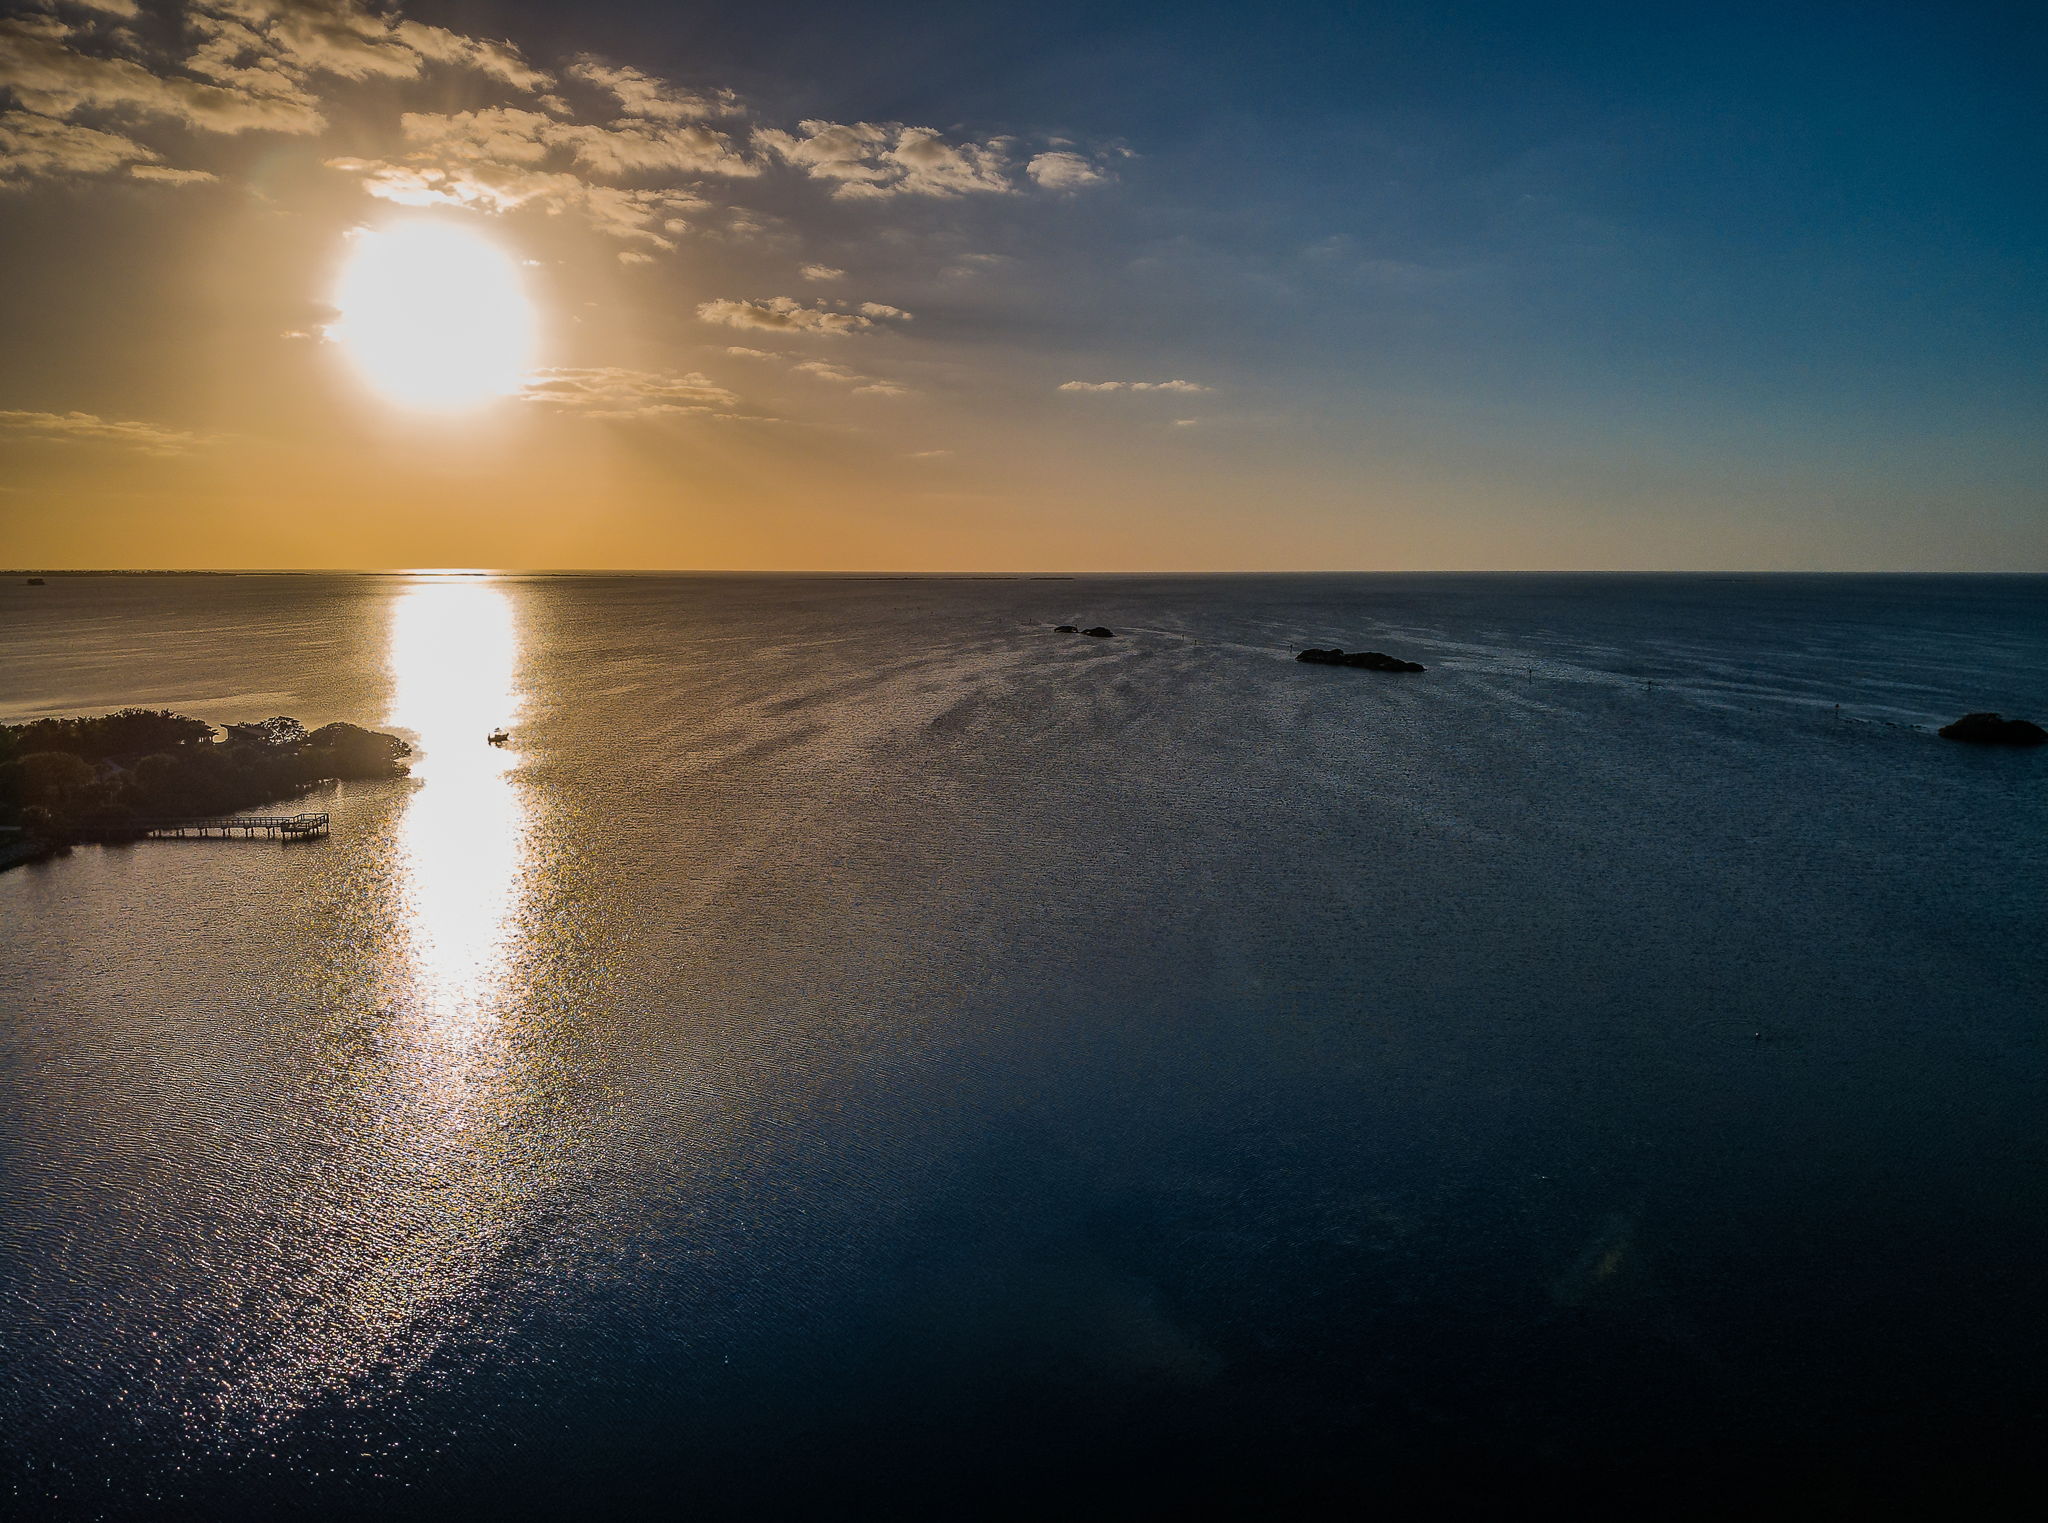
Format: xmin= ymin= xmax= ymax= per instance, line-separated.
xmin=2 ymin=574 xmax=2044 ymax=1519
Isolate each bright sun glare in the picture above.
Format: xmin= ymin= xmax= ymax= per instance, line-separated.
xmin=331 ymin=220 xmax=535 ymax=410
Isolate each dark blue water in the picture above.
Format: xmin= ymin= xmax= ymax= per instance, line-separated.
xmin=2 ymin=574 xmax=2043 ymax=1518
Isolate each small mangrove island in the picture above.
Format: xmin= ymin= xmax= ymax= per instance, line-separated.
xmin=1296 ymin=648 xmax=1427 ymax=672
xmin=1937 ymin=712 xmax=2047 ymax=746
xmin=0 ymin=709 xmax=411 ymax=868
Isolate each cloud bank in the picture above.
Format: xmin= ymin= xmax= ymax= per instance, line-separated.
xmin=2 ymin=0 xmax=1119 ymax=255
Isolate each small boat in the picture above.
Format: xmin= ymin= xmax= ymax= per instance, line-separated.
xmin=25 ymin=577 xmax=45 ymax=585
xmin=486 ymin=729 xmax=510 ymax=746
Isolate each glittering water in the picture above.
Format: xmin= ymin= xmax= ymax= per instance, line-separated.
xmin=1 ymin=573 xmax=2043 ymax=1519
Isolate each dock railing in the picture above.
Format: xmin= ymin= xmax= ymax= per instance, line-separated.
xmin=139 ymin=812 xmax=331 ymax=840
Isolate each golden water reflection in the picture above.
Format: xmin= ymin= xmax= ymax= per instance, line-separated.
xmin=215 ymin=577 xmax=540 ymax=1427
xmin=377 ymin=575 xmax=533 ymax=1227
xmin=389 ymin=578 xmax=527 ymax=1062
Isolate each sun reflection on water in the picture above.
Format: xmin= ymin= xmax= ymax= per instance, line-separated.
xmin=390 ymin=577 xmax=526 ymax=1054
xmin=208 ymin=577 xmax=541 ymax=1428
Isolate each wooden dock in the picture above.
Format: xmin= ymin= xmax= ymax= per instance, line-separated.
xmin=140 ymin=812 xmax=330 ymax=840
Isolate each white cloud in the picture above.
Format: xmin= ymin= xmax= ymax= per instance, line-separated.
xmin=178 ymin=13 xmax=329 ymax=121
xmin=393 ymin=107 xmax=754 ymax=179
xmin=800 ymin=263 xmax=844 ymax=282
xmin=757 ymin=119 xmax=1018 ymax=198
xmin=0 ymin=14 xmax=325 ymax=134
xmin=0 ymin=2 xmax=551 ymax=149
xmin=199 ymin=1 xmax=422 ymax=85
xmin=696 ymin=296 xmax=909 ymax=337
xmin=565 ymin=56 xmax=738 ymax=121
xmin=392 ymin=107 xmax=553 ymax=165
xmin=193 ymin=1 xmax=546 ymax=90
xmin=324 ymin=104 xmax=749 ymax=246
xmin=394 ymin=21 xmax=548 ymax=91
xmin=1026 ymin=151 xmax=1109 ymax=190
xmin=0 ymin=408 xmax=216 ymax=455
xmin=326 ymin=154 xmax=706 ymax=247
xmin=1058 ymin=379 xmax=1211 ymax=393
xmin=519 ymin=367 xmax=738 ymax=420
xmin=0 ymin=109 xmax=156 ymax=182
xmin=550 ymin=119 xmax=755 ymax=178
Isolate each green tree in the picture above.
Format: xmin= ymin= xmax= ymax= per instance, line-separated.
xmin=8 ymin=709 xmax=213 ymax=761
xmin=223 ymin=716 xmax=309 ymax=751
xmin=18 ymin=750 xmax=95 ymax=805
xmin=305 ymin=722 xmax=413 ymax=779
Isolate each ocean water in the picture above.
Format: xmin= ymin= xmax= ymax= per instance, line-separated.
xmin=0 ymin=573 xmax=2043 ymax=1519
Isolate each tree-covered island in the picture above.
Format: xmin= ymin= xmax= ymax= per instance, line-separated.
xmin=0 ymin=709 xmax=411 ymax=865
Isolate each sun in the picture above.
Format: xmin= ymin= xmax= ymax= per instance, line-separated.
xmin=330 ymin=219 xmax=536 ymax=410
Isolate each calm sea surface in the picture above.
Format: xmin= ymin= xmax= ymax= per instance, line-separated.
xmin=1 ymin=574 xmax=2043 ymax=1518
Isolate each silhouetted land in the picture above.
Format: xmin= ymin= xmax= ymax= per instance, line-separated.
xmin=0 ymin=709 xmax=409 ymax=867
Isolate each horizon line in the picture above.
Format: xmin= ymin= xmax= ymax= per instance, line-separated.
xmin=6 ymin=568 xmax=2045 ymax=579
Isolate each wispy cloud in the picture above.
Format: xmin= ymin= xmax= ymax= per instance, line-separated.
xmin=726 ymin=347 xmax=909 ymax=395
xmin=1058 ymin=379 xmax=1211 ymax=393
xmin=0 ymin=409 xmax=217 ymax=455
xmin=392 ymin=21 xmax=548 ymax=90
xmin=564 ymin=56 xmax=738 ymax=121
xmin=1 ymin=110 xmax=151 ymax=183
xmin=697 ymin=296 xmax=909 ymax=337
xmin=791 ymin=360 xmax=908 ymax=396
xmin=128 ymin=164 xmax=219 ymax=184
xmin=942 ymin=252 xmax=1015 ymax=280
xmin=519 ymin=367 xmax=739 ymax=420
xmin=800 ymin=263 xmax=844 ymax=282
xmin=1026 ymin=151 xmax=1110 ymax=189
